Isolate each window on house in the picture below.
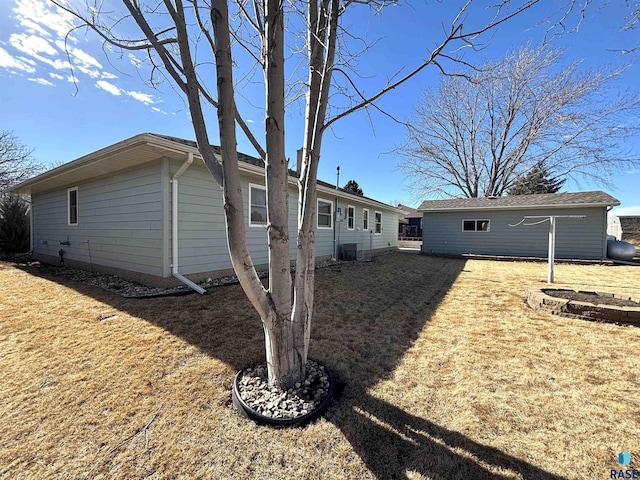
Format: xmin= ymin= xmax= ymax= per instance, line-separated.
xmin=462 ymin=219 xmax=490 ymax=232
xmin=68 ymin=187 xmax=78 ymax=225
xmin=363 ymin=209 xmax=369 ymax=231
xmin=249 ymin=184 xmax=267 ymax=226
xmin=374 ymin=211 xmax=382 ymax=234
xmin=347 ymin=205 xmax=355 ymax=230
xmin=317 ymin=199 xmax=333 ymax=229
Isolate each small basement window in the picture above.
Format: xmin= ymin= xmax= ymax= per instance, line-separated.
xmin=463 ymin=219 xmax=490 ymax=232
xmin=317 ymin=199 xmax=333 ymax=229
xmin=68 ymin=187 xmax=78 ymax=225
xmin=249 ymin=184 xmax=267 ymax=226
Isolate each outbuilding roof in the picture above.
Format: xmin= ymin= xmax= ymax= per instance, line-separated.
xmin=418 ymin=191 xmax=620 ymax=212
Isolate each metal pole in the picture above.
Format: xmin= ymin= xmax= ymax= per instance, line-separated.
xmin=548 ymin=217 xmax=556 ymax=283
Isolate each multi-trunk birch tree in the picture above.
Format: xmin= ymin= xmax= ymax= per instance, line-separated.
xmin=53 ymin=0 xmax=593 ymax=389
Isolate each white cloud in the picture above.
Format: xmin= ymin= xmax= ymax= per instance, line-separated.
xmin=4 ymin=0 xmax=128 ymax=92
xmin=76 ymin=65 xmax=101 ymax=78
xmin=9 ymin=33 xmax=57 ymax=56
xmin=95 ymin=80 xmax=122 ymax=96
xmin=28 ymin=77 xmax=54 ymax=86
xmin=18 ymin=56 xmax=36 ymax=66
xmin=245 ymin=119 xmax=255 ymax=123
xmin=13 ymin=0 xmax=78 ymax=42
xmin=127 ymin=90 xmax=155 ymax=105
xmin=610 ymin=206 xmax=640 ymax=217
xmin=0 ymin=47 xmax=36 ymax=73
xmin=70 ymin=46 xmax=102 ymax=69
xmin=66 ymin=46 xmax=103 ymax=78
xmin=128 ymin=53 xmax=143 ymax=68
xmin=95 ymin=80 xmax=156 ymax=105
xmin=8 ymin=34 xmax=67 ymax=70
xmin=151 ymin=107 xmax=167 ymax=115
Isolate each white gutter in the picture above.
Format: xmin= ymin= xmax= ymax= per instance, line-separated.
xmin=171 ymin=153 xmax=206 ymax=294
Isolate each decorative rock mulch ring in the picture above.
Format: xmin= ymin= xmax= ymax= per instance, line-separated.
xmin=232 ymin=359 xmax=335 ymax=426
xmin=527 ymin=287 xmax=640 ymax=326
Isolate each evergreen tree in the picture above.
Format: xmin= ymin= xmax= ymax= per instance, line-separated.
xmin=343 ymin=179 xmax=364 ymax=196
xmin=508 ymin=162 xmax=565 ymax=195
xmin=0 ymin=195 xmax=30 ymax=254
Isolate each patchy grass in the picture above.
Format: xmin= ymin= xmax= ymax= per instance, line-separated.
xmin=1 ymin=253 xmax=639 ymax=479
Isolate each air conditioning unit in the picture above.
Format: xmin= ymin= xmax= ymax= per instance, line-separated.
xmin=341 ymin=243 xmax=360 ymax=261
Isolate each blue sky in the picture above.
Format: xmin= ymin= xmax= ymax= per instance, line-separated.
xmin=0 ymin=0 xmax=638 ymax=214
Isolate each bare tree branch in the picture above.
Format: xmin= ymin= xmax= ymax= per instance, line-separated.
xmin=398 ymin=45 xmax=640 ymax=199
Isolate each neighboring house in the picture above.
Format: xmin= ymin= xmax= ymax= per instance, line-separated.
xmin=397 ymin=204 xmax=423 ymax=238
xmin=418 ymin=191 xmax=620 ymax=260
xmin=10 ymin=133 xmax=400 ymax=287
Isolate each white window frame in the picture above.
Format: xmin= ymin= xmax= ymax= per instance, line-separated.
xmin=462 ymin=219 xmax=490 ymax=232
xmin=248 ymin=183 xmax=267 ymax=227
xmin=347 ymin=205 xmax=355 ymax=230
xmin=363 ymin=208 xmax=369 ymax=231
xmin=67 ymin=186 xmax=78 ymax=226
xmin=317 ymin=199 xmax=333 ymax=229
xmin=374 ymin=211 xmax=382 ymax=235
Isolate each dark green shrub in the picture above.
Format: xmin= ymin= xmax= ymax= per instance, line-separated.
xmin=0 ymin=195 xmax=30 ymax=254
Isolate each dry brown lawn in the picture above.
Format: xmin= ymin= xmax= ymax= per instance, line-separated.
xmin=1 ymin=252 xmax=639 ymax=480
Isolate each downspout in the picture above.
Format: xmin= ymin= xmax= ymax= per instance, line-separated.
xmin=28 ymin=201 xmax=34 ymax=253
xmin=171 ymin=153 xmax=206 ymax=294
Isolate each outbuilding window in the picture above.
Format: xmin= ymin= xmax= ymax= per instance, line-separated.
xmin=463 ymin=219 xmax=490 ymax=232
xmin=68 ymin=187 xmax=78 ymax=225
xmin=374 ymin=211 xmax=382 ymax=234
xmin=317 ymin=199 xmax=333 ymax=229
xmin=363 ymin=209 xmax=369 ymax=231
xmin=249 ymin=184 xmax=267 ymax=226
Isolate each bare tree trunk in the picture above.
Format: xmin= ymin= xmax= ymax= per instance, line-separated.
xmin=210 ymin=0 xmax=274 ymax=353
xmin=262 ymin=0 xmax=301 ymax=388
xmin=292 ymin=0 xmax=339 ymax=364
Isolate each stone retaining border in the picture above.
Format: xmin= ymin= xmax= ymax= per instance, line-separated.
xmin=527 ymin=288 xmax=640 ymax=326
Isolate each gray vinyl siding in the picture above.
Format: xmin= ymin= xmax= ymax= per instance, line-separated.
xmin=421 ymin=207 xmax=607 ymax=260
xmin=31 ymin=161 xmax=164 ymax=275
xmin=33 ymin=157 xmax=398 ymax=282
xmin=170 ymin=163 xmax=298 ymax=275
xmin=172 ymin=162 xmax=398 ymax=275
xmin=323 ymin=198 xmax=398 ymax=256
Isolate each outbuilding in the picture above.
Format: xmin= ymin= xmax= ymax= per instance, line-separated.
xmin=11 ymin=133 xmax=400 ymax=287
xmin=418 ymin=191 xmax=620 ymax=260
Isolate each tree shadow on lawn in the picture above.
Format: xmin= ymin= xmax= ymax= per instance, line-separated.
xmin=15 ymin=252 xmax=564 ymax=479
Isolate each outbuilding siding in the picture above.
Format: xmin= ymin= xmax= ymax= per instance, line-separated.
xmin=32 ymin=161 xmax=164 ymax=276
xmin=422 ymin=207 xmax=607 ymax=260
